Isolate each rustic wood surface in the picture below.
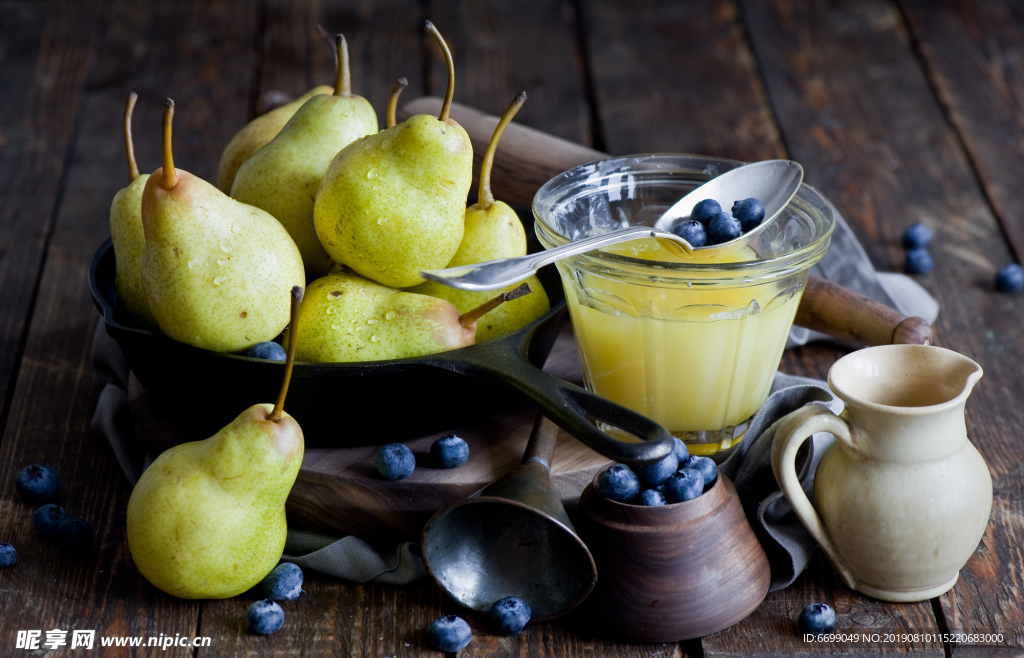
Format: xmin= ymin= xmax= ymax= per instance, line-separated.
xmin=1 ymin=1 xmax=1022 ymax=656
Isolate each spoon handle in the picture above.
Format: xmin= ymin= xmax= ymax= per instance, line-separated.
xmin=420 ymin=225 xmax=667 ymax=291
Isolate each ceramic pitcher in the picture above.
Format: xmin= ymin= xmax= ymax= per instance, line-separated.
xmin=771 ymin=344 xmax=991 ymax=602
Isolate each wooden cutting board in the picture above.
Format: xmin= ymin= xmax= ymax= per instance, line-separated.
xmin=129 ymin=323 xmax=612 ymax=543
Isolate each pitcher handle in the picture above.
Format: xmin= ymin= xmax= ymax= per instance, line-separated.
xmin=770 ymin=405 xmax=859 ymax=591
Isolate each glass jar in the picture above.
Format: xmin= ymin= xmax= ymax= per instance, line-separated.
xmin=533 ymin=155 xmax=835 ymax=455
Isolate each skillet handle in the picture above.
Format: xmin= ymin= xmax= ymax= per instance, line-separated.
xmin=432 ymin=338 xmax=676 ymax=465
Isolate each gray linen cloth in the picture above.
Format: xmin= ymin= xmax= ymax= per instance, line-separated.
xmin=89 ymin=208 xmax=936 ymax=588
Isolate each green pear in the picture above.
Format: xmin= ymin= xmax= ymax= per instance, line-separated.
xmin=313 ymin=22 xmax=472 ymax=288
xmin=409 ymin=92 xmax=550 ymax=341
xmin=110 ymin=92 xmax=159 ymax=332
xmin=232 ymin=35 xmax=378 ymax=277
xmin=288 ymin=271 xmax=474 ymax=362
xmin=216 ymin=85 xmax=332 ymax=194
xmin=141 ymin=99 xmax=305 ymax=353
xmin=128 ymin=289 xmax=305 ymax=599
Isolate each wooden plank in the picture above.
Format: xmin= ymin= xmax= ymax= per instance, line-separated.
xmin=205 ymin=580 xmax=445 ymax=656
xmin=737 ymin=0 xmax=1024 ymax=654
xmin=900 ymin=0 xmax=1024 ymax=260
xmin=426 ymin=0 xmax=593 ymax=146
xmin=578 ymin=0 xmax=785 ymax=161
xmin=0 ymin=0 xmax=260 ymax=647
xmin=898 ymin=4 xmax=1024 ymax=652
xmin=0 ymin=1 xmax=100 ymax=437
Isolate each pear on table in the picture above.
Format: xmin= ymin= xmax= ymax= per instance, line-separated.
xmin=141 ymin=99 xmax=305 ymax=353
xmin=127 ymin=287 xmax=306 ymax=599
xmin=410 ymin=92 xmax=550 ymax=341
xmin=314 ymin=21 xmax=473 ymax=288
xmin=289 ymin=271 xmax=531 ymax=362
xmin=110 ymin=91 xmax=159 ymax=332
xmin=231 ymin=34 xmax=377 ymax=277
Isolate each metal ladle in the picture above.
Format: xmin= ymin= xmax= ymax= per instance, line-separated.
xmin=421 ymin=159 xmax=804 ymax=291
xmin=420 ymin=415 xmax=598 ymax=621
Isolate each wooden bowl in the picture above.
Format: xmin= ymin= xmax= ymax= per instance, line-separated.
xmin=575 ymin=470 xmax=770 ymax=642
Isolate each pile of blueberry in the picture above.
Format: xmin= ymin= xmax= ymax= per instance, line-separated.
xmin=244 ymin=562 xmax=306 ymax=634
xmin=426 ymin=595 xmax=532 ymax=651
xmin=672 ymin=198 xmax=766 ymax=248
xmin=903 ymin=222 xmax=1024 ymax=292
xmin=597 ymin=438 xmax=718 ymax=506
xmin=3 ymin=464 xmax=96 ymax=568
xmin=902 ymin=222 xmax=934 ymax=274
xmin=375 ymin=434 xmax=469 ymax=480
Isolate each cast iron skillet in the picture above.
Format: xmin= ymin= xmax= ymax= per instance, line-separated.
xmin=89 ymin=240 xmax=674 ymax=464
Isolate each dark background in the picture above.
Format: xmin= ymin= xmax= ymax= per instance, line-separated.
xmin=0 ymin=1 xmax=1022 ymax=655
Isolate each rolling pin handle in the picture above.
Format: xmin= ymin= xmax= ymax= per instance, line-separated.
xmin=893 ymin=316 xmax=933 ymax=346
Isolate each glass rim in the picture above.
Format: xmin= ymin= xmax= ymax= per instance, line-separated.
xmin=532 ymin=153 xmax=837 ymax=280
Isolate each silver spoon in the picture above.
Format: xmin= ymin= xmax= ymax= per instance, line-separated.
xmin=420 ymin=159 xmax=804 ymax=292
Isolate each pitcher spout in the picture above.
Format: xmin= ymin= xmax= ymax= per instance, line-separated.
xmin=828 ymin=344 xmax=982 ymax=413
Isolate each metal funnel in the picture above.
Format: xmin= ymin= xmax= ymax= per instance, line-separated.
xmin=420 ymin=415 xmax=598 ymax=621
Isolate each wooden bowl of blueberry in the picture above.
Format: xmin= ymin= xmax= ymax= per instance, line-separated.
xmin=574 ymin=439 xmax=770 ymax=642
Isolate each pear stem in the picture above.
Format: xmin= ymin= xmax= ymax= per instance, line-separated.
xmin=315 ymin=24 xmax=339 ymax=84
xmin=334 ymin=34 xmax=351 ymax=97
xmin=424 ymin=21 xmax=454 ymax=122
xmin=269 ymin=286 xmax=304 ymax=422
xmin=479 ymin=91 xmax=526 ymax=209
xmin=387 ymin=77 xmax=408 ymax=128
xmin=458 ymin=282 xmax=531 ymax=330
xmin=124 ymin=91 xmax=140 ymax=182
xmin=160 ymin=98 xmax=178 ymax=189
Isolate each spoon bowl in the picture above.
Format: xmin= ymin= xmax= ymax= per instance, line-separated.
xmin=421 ymin=159 xmax=804 ymax=292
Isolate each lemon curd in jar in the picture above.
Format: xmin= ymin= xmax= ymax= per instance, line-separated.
xmin=533 ymin=155 xmax=835 ymax=456
xmin=560 ymin=238 xmax=803 ymax=455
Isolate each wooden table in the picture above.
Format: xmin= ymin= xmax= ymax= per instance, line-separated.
xmin=1 ymin=1 xmax=1022 ymax=656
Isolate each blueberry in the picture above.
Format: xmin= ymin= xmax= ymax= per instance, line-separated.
xmin=0 ymin=543 xmax=16 ymax=568
xmin=246 ymin=341 xmax=287 ymax=361
xmin=596 ymin=464 xmax=641 ymax=502
xmin=995 ymin=263 xmax=1024 ymax=293
xmin=690 ymin=199 xmax=721 ymax=224
xmin=262 ymin=563 xmax=304 ymax=601
xmin=665 ymin=469 xmax=704 ymax=503
xmin=672 ymin=437 xmax=689 ymax=464
xmin=15 ymin=464 xmax=60 ymax=504
xmin=489 ymin=596 xmax=531 ymax=636
xmin=637 ymin=489 xmax=666 ymax=506
xmin=426 ymin=614 xmax=472 ymax=652
xmin=683 ymin=455 xmax=718 ymax=490
xmin=707 ymin=212 xmax=742 ymax=245
xmin=245 ymin=599 xmax=285 ymax=635
xmin=672 ymin=219 xmax=707 ymax=247
xmin=56 ymin=517 xmax=94 ymax=549
xmin=902 ymin=222 xmax=933 ymax=249
xmin=731 ymin=198 xmax=766 ymax=232
xmin=32 ymin=504 xmax=68 ymax=539
xmin=430 ymin=435 xmax=469 ymax=469
xmin=905 ymin=247 xmax=934 ymax=274
xmin=799 ymin=602 xmax=837 ymax=636
xmin=635 ymin=452 xmax=679 ymax=488
xmin=376 ymin=443 xmax=415 ymax=480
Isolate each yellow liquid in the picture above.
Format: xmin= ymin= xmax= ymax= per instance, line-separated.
xmin=561 ymin=238 xmax=804 ymax=454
